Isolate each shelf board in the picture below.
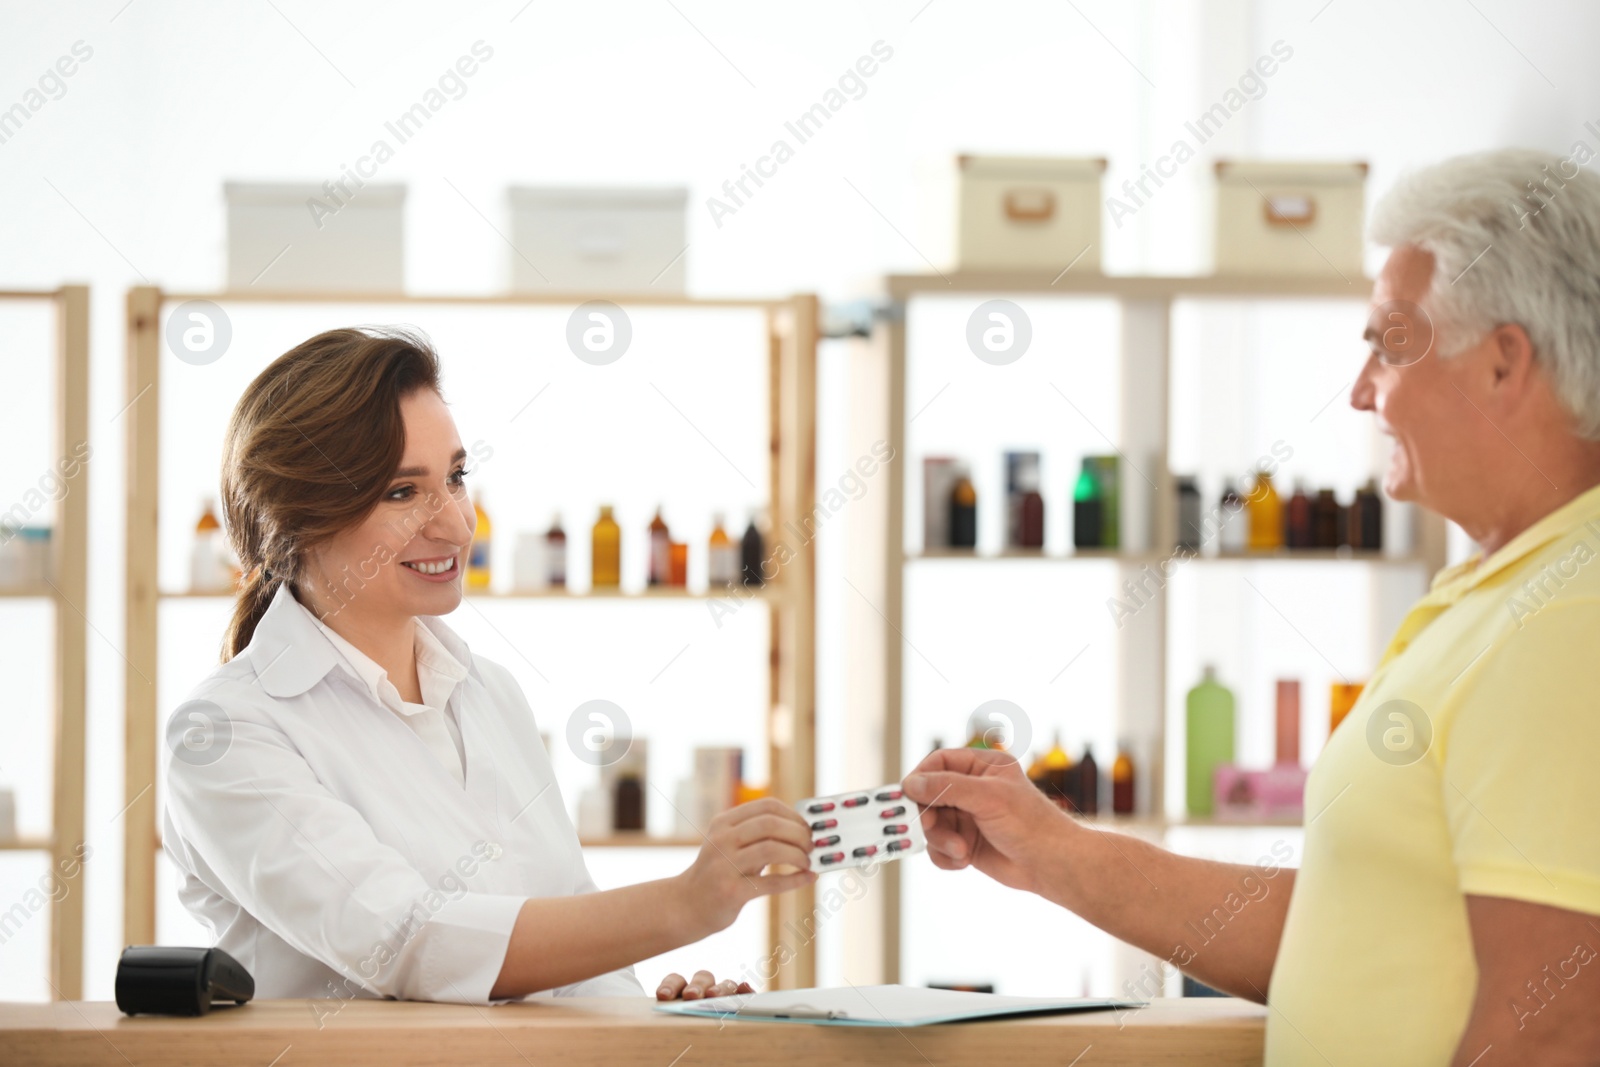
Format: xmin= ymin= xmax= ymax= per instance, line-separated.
xmin=909 ymin=548 xmax=1153 ymax=563
xmin=1080 ymin=814 xmax=1304 ymax=832
xmin=580 ymin=834 xmax=702 ymax=849
xmin=908 ymin=548 xmax=1427 ymax=566
xmin=888 ymin=271 xmax=1373 ymax=300
xmin=161 ymin=586 xmax=775 ymax=602
xmin=475 ymin=586 xmax=774 ymax=601
xmin=0 ymin=837 xmax=54 ymax=852
xmin=0 ymin=586 xmax=57 ymax=599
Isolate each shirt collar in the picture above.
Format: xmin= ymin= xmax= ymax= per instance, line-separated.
xmin=1427 ymin=481 xmax=1600 ymax=605
xmin=309 ymin=615 xmax=470 ymax=717
xmin=244 ymin=582 xmax=476 ymax=699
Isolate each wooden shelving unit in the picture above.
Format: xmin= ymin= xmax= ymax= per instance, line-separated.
xmin=858 ymin=271 xmax=1449 ymax=985
xmin=123 ymin=288 xmax=818 ymax=988
xmin=0 ymin=287 xmax=90 ymax=999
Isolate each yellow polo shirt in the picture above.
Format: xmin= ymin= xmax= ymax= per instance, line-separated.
xmin=1267 ymin=483 xmax=1600 ymax=1066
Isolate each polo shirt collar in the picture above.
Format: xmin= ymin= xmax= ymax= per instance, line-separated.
xmin=1427 ymin=481 xmax=1600 ymax=604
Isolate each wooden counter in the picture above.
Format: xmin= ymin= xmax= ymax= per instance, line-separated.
xmin=0 ymin=996 xmax=1265 ymax=1066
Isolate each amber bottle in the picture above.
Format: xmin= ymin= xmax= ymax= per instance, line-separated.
xmin=592 ymin=506 xmax=621 ymax=589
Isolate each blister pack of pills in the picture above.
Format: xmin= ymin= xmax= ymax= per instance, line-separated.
xmin=796 ymin=784 xmax=927 ymax=874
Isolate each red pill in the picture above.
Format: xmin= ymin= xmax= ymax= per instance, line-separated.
xmin=852 ymin=845 xmax=878 ymax=858
xmin=886 ymin=838 xmax=914 ymax=853
xmin=883 ymin=824 xmax=908 ymax=835
xmin=842 ymin=795 xmax=869 ymax=808
xmin=814 ymin=835 xmax=840 ymax=848
xmin=875 ymin=790 xmax=903 ymax=802
xmin=819 ymin=852 xmax=846 ymax=865
xmin=810 ymin=818 xmax=837 ymax=831
xmin=880 ymin=806 xmax=906 ymax=819
xmin=807 ymin=802 xmax=835 ymax=814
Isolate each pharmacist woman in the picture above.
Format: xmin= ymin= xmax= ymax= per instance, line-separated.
xmin=161 ymin=326 xmax=815 ymax=1004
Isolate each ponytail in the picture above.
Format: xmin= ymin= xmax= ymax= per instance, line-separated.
xmin=223 ymin=567 xmax=284 ymax=661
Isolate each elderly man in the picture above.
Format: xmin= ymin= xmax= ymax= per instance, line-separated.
xmin=903 ymin=148 xmax=1600 ymax=1066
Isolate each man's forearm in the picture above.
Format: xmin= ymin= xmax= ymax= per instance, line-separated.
xmin=1034 ymin=824 xmax=1296 ymax=1002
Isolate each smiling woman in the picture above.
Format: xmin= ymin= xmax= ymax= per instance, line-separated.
xmin=160 ymin=325 xmax=815 ymax=1007
xmin=220 ymin=326 xmax=447 ymax=659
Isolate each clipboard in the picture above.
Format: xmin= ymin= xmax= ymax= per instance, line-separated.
xmin=654 ymin=983 xmax=1144 ymax=1027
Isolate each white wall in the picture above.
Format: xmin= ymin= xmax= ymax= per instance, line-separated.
xmin=0 ymin=0 xmax=1593 ymax=1001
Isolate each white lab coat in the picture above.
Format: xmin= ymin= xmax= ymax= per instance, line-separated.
xmin=161 ymin=582 xmax=643 ymax=1004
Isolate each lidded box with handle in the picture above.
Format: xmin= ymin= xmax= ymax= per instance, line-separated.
xmin=956 ymin=155 xmax=1106 ymax=271
xmin=1212 ymin=160 xmax=1367 ymax=276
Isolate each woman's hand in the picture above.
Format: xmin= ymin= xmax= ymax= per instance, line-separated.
xmin=655 ymin=970 xmax=756 ymax=1001
xmin=902 ymin=747 xmax=1075 ymax=896
xmin=677 ymin=797 xmax=816 ymax=936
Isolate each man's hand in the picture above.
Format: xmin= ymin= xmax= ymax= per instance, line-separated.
xmin=902 ymin=747 xmax=1074 ymax=896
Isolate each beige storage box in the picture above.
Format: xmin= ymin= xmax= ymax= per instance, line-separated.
xmin=508 ymin=185 xmax=687 ymax=293
xmin=1212 ymin=160 xmax=1367 ymax=277
xmin=956 ymin=155 xmax=1105 ymax=272
xmin=226 ymin=182 xmax=405 ymax=291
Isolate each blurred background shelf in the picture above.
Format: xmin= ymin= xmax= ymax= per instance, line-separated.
xmin=159 ymin=586 xmax=780 ymax=601
xmin=0 ymin=837 xmax=56 ymax=853
xmin=907 ymin=548 xmax=1430 ymax=565
xmin=578 ymin=834 xmax=702 ymax=849
xmin=0 ymin=286 xmax=89 ymax=1000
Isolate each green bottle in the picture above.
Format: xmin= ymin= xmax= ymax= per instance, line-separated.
xmin=1072 ymin=463 xmax=1102 ymax=549
xmin=1185 ymin=665 xmax=1235 ymax=816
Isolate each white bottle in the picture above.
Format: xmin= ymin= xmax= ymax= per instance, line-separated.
xmin=189 ymin=498 xmax=232 ymax=593
xmin=708 ymin=512 xmax=739 ymax=588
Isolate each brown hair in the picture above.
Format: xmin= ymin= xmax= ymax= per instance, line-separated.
xmin=221 ymin=326 xmax=441 ymax=659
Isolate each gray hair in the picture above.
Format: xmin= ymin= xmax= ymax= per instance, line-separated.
xmin=1370 ymin=147 xmax=1600 ymax=440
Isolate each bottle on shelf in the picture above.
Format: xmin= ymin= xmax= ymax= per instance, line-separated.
xmin=1314 ymin=488 xmax=1343 ymax=549
xmin=1073 ymin=461 xmax=1102 ymax=550
xmin=1185 ymin=666 xmax=1236 ymax=817
xmin=1175 ymin=476 xmax=1201 ymax=552
xmin=189 ymin=498 xmax=232 ymax=593
xmin=708 ymin=513 xmax=738 ymax=589
xmin=1077 ymin=745 xmax=1099 ymax=816
xmin=1087 ymin=456 xmax=1120 ymax=548
xmin=613 ymin=773 xmax=645 ymax=831
xmin=648 ymin=507 xmax=671 ymax=587
xmin=1247 ymin=469 xmax=1283 ymax=551
xmin=544 ymin=514 xmax=567 ymax=588
xmin=512 ymin=531 xmax=546 ymax=592
xmin=1351 ymin=479 xmax=1383 ymax=550
xmin=1218 ymin=483 xmax=1247 ymax=554
xmin=1329 ymin=681 xmax=1365 ymax=735
xmin=949 ymin=474 xmax=977 ymax=549
xmin=1006 ymin=451 xmax=1044 ymax=549
xmin=1112 ymin=741 xmax=1136 ymax=815
xmin=1276 ymin=679 xmax=1302 ymax=767
xmin=1286 ymin=481 xmax=1313 ymax=549
xmin=669 ymin=541 xmax=688 ymax=588
xmin=467 ymin=492 xmax=492 ymax=590
xmin=922 ymin=457 xmax=959 ymax=549
xmin=1029 ymin=732 xmax=1073 ymax=810
xmin=1018 ymin=477 xmax=1045 ymax=549
xmin=741 ymin=513 xmax=766 ymax=587
xmin=592 ymin=505 xmax=621 ymax=589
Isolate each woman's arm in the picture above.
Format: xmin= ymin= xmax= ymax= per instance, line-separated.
xmin=490 ymin=798 xmax=814 ymax=999
xmin=903 ymin=747 xmax=1293 ymax=1002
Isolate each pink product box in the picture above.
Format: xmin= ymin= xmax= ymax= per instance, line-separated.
xmin=1212 ymin=764 xmax=1307 ymax=822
